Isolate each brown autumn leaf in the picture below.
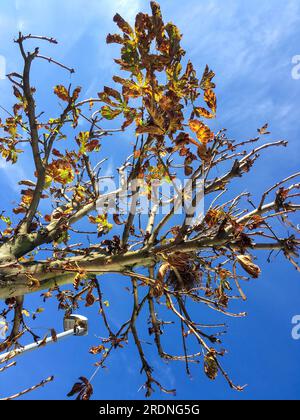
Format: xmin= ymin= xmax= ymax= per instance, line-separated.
xmin=104 ymin=86 xmax=122 ymax=102
xmin=71 ymin=86 xmax=81 ymax=102
xmin=18 ymin=179 xmax=36 ymax=187
xmin=197 ymin=143 xmax=211 ymax=162
xmin=184 ymin=165 xmax=193 ymax=176
xmin=89 ymin=345 xmax=105 ymax=355
xmin=106 ymin=33 xmax=124 ymax=44
xmin=73 ymin=273 xmax=81 ymax=291
xmin=51 ymin=329 xmax=58 ymax=343
xmin=47 ymin=159 xmax=74 ymax=185
xmin=113 ymin=13 xmax=134 ymax=35
xmin=204 ymin=350 xmax=218 ymax=380
xmin=85 ymin=289 xmax=96 ymax=307
xmin=85 ymin=139 xmax=100 ymax=152
xmin=275 ymin=187 xmax=289 ymax=210
xmin=113 ymin=214 xmax=124 ymax=225
xmin=67 ymin=377 xmax=93 ymax=400
xmin=54 ymin=85 xmax=69 ymax=102
xmin=194 ymin=107 xmax=215 ymax=119
xmin=12 ymin=206 xmax=26 ymax=215
xmin=67 ymin=381 xmax=84 ymax=398
xmin=248 ymin=215 xmax=264 ymax=230
xmin=52 ymin=149 xmax=63 ymax=158
xmin=205 ymin=209 xmax=225 ymax=227
xmin=136 ymin=124 xmax=165 ymax=136
xmin=13 ymin=86 xmax=23 ymax=101
xmin=257 ymin=123 xmax=271 ymax=135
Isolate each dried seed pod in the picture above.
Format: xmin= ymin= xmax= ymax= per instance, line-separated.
xmin=236 ymin=255 xmax=261 ymax=278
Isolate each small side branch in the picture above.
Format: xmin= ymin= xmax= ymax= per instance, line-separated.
xmin=15 ymin=34 xmax=58 ymax=44
xmin=0 ymin=376 xmax=54 ymax=400
xmin=0 ymin=361 xmax=16 ymax=373
xmin=36 ymin=55 xmax=75 ymax=73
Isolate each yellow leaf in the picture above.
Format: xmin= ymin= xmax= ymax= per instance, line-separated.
xmin=194 ymin=107 xmax=215 ymax=119
xmin=189 ymin=120 xmax=214 ymax=145
xmin=36 ymin=308 xmax=45 ymax=314
xmin=204 ymin=89 xmax=217 ymax=113
xmin=54 ymin=85 xmax=69 ymax=102
xmin=200 ymin=65 xmax=216 ymax=90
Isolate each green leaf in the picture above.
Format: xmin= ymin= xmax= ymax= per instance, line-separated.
xmin=100 ymin=106 xmax=122 ymax=120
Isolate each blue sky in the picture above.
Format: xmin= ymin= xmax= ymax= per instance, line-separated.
xmin=0 ymin=0 xmax=300 ymax=400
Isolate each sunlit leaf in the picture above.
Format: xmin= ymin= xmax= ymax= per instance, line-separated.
xmin=204 ymin=89 xmax=217 ymax=113
xmin=200 ymin=65 xmax=216 ymax=90
xmin=189 ymin=120 xmax=214 ymax=145
xmin=54 ymin=85 xmax=69 ymax=102
xmin=100 ymin=106 xmax=122 ymax=120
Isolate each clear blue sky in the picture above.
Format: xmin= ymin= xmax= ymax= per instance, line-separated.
xmin=0 ymin=0 xmax=300 ymax=400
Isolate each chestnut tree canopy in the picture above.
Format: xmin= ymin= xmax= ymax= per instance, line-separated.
xmin=0 ymin=1 xmax=299 ymax=400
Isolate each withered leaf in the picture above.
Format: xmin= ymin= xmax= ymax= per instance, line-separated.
xmin=89 ymin=345 xmax=105 ymax=355
xmin=258 ymin=123 xmax=270 ymax=135
xmin=47 ymin=159 xmax=74 ymax=185
xmin=194 ymin=107 xmax=215 ymax=119
xmin=67 ymin=382 xmax=84 ymax=398
xmin=236 ymin=255 xmax=261 ymax=278
xmin=67 ymin=377 xmax=93 ymax=400
xmin=85 ymin=290 xmax=96 ymax=307
xmin=204 ymin=89 xmax=217 ymax=113
xmin=204 ymin=350 xmax=218 ymax=381
xmin=136 ymin=124 xmax=165 ymax=136
xmin=18 ymin=180 xmax=36 ymax=187
xmin=104 ymin=86 xmax=122 ymax=102
xmin=113 ymin=214 xmax=124 ymax=225
xmin=51 ymin=329 xmax=58 ymax=343
xmin=107 ymin=33 xmax=124 ymax=44
xmin=184 ymin=165 xmax=193 ymax=176
xmin=205 ymin=208 xmax=225 ymax=227
xmin=200 ymin=65 xmax=216 ymax=90
xmin=113 ymin=13 xmax=134 ymax=35
xmin=54 ymin=85 xmax=69 ymax=102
